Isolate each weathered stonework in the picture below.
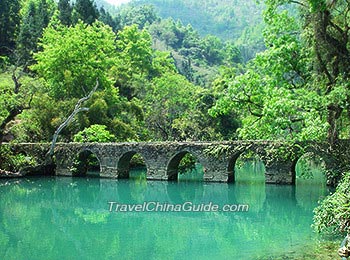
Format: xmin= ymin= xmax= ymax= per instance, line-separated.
xmin=4 ymin=140 xmax=350 ymax=184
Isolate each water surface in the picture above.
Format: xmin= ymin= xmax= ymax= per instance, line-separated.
xmin=0 ymin=163 xmax=338 ymax=259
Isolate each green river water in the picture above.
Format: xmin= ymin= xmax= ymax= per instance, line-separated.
xmin=0 ymin=161 xmax=340 ymax=259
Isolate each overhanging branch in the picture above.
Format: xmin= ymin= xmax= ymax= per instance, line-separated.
xmin=47 ymin=80 xmax=99 ymax=157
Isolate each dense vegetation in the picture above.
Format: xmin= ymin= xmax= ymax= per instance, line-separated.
xmin=1 ymin=0 xmax=350 ymax=238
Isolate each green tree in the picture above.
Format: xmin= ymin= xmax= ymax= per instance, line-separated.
xmin=30 ymin=19 xmax=148 ymax=142
xmin=73 ymin=0 xmax=99 ymax=25
xmin=17 ymin=0 xmax=54 ymax=64
xmin=99 ymin=7 xmax=119 ymax=32
xmin=200 ymin=35 xmax=224 ymax=65
xmin=0 ymin=66 xmax=39 ymax=143
xmin=120 ymin=4 xmax=158 ymax=29
xmin=17 ymin=1 xmax=38 ymax=63
xmin=36 ymin=0 xmax=51 ymax=34
xmin=144 ymin=72 xmax=202 ymax=140
xmin=32 ymin=19 xmax=116 ymax=100
xmin=73 ymin=124 xmax=116 ymax=142
xmin=210 ymin=2 xmax=329 ymax=141
xmin=262 ymin=0 xmax=350 ymax=144
xmin=112 ymin=25 xmax=154 ymax=100
xmin=0 ymin=0 xmax=20 ymax=56
xmin=58 ymin=0 xmax=73 ymax=26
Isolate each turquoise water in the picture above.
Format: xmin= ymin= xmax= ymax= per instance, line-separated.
xmin=0 ymin=162 xmax=336 ymax=260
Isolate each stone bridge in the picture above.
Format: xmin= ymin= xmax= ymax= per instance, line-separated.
xmin=8 ymin=140 xmax=350 ymax=184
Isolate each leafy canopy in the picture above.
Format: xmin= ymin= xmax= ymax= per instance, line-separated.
xmin=32 ymin=19 xmax=117 ymax=100
xmin=73 ymin=124 xmax=116 ymax=142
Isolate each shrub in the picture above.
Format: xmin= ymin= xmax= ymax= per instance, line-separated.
xmin=313 ymin=172 xmax=350 ymax=234
xmin=73 ymin=124 xmax=115 ymax=143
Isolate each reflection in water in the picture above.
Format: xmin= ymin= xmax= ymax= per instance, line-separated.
xmin=178 ymin=163 xmax=204 ymax=182
xmin=234 ymin=159 xmax=266 ymax=213
xmin=295 ymin=156 xmax=330 ymax=211
xmin=0 ymin=164 xmax=335 ymax=260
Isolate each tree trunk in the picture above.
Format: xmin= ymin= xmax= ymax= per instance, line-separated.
xmin=46 ymin=80 xmax=99 ymax=159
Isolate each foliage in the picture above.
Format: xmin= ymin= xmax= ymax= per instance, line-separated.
xmin=178 ymin=153 xmax=196 ymax=174
xmin=313 ymin=171 xmax=350 ymax=234
xmin=0 ymin=145 xmax=36 ymax=172
xmin=147 ymin=17 xmax=243 ymax=85
xmin=73 ymin=124 xmax=116 ymax=143
xmin=58 ymin=0 xmax=73 ymax=26
xmin=0 ymin=67 xmax=41 ymax=142
xmin=144 ymin=72 xmax=202 ymax=140
xmin=17 ymin=0 xmax=55 ymax=65
xmin=210 ymin=2 xmax=332 ymax=142
xmin=119 ymin=4 xmax=158 ymax=29
xmin=71 ymin=150 xmax=100 ymax=175
xmin=0 ymin=0 xmax=20 ymax=55
xmin=130 ymin=153 xmax=146 ymax=167
xmin=1 ymin=0 xmax=349 ymax=153
xmin=99 ymin=7 xmax=120 ymax=31
xmin=73 ymin=0 xmax=99 ymax=25
xmin=32 ymin=19 xmax=116 ymax=100
xmin=112 ymin=24 xmax=154 ymax=99
xmin=133 ymin=0 xmax=264 ymax=41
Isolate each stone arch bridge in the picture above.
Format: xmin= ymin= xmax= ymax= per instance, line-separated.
xmin=8 ymin=140 xmax=350 ymax=184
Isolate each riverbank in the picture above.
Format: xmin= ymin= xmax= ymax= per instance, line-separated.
xmin=0 ymin=169 xmax=22 ymax=178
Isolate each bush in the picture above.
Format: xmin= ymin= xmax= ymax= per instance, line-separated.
xmin=313 ymin=172 xmax=350 ymax=234
xmin=0 ymin=145 xmax=36 ymax=172
xmin=73 ymin=124 xmax=115 ymax=143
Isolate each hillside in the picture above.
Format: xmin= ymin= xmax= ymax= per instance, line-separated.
xmin=130 ymin=0 xmax=264 ymax=41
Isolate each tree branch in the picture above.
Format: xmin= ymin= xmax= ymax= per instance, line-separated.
xmin=289 ymin=0 xmax=307 ymax=7
xmin=47 ymin=80 xmax=99 ymax=157
xmin=0 ymin=66 xmax=27 ymax=143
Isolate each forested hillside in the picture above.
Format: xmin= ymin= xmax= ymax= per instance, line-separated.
xmin=132 ymin=0 xmax=263 ymax=41
xmin=123 ymin=0 xmax=266 ymax=62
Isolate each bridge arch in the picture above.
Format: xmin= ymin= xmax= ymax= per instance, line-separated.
xmin=166 ymin=150 xmax=205 ymax=181
xmin=292 ymin=152 xmax=327 ymax=184
xmin=227 ymin=150 xmax=266 ymax=184
xmin=72 ymin=149 xmax=101 ymax=176
xmin=117 ymin=151 xmax=148 ymax=179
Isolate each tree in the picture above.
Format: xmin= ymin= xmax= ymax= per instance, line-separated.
xmin=262 ymin=0 xmax=350 ymax=144
xmin=17 ymin=0 xmax=54 ymax=65
xmin=99 ymin=7 xmax=119 ymax=32
xmin=0 ymin=0 xmax=20 ymax=56
xmin=120 ymin=4 xmax=158 ymax=29
xmin=36 ymin=0 xmax=51 ymax=34
xmin=32 ymin=19 xmax=116 ymax=100
xmin=144 ymin=72 xmax=202 ymax=140
xmin=112 ymin=25 xmax=154 ymax=100
xmin=58 ymin=0 xmax=73 ymax=26
xmin=73 ymin=124 xmax=116 ymax=142
xmin=0 ymin=65 xmax=37 ymax=143
xmin=31 ymin=19 xmax=147 ymax=142
xmin=201 ymin=35 xmax=225 ymax=65
xmin=47 ymin=81 xmax=99 ymax=156
xmin=17 ymin=1 xmax=38 ymax=63
xmin=73 ymin=0 xmax=99 ymax=25
xmin=211 ymin=0 xmax=350 ymax=142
